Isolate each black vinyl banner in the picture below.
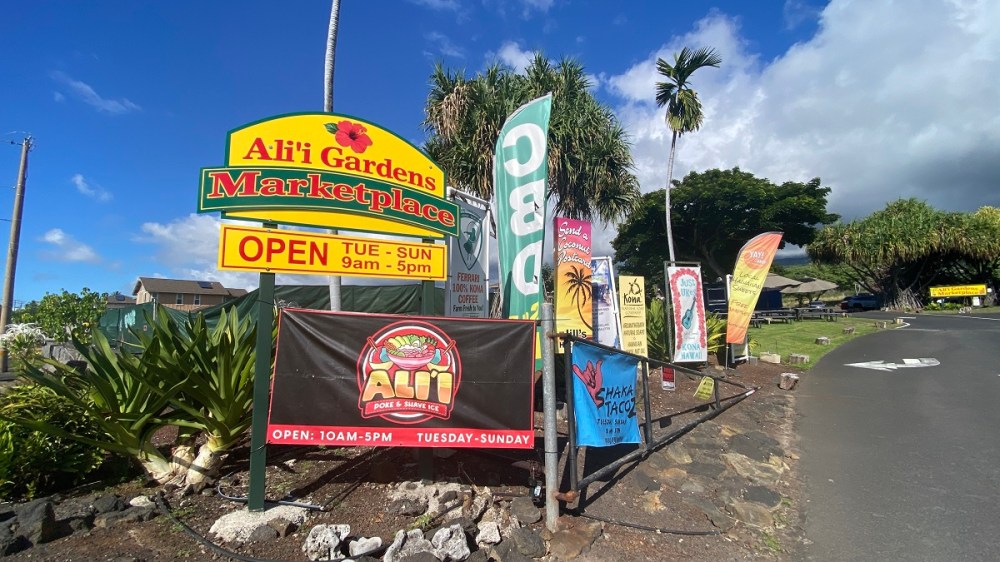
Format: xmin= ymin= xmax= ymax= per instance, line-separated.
xmin=267 ymin=309 xmax=536 ymax=449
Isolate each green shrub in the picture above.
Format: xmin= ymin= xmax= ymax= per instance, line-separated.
xmin=0 ymin=323 xmax=46 ymax=373
xmin=705 ymin=312 xmax=727 ymax=355
xmin=0 ymin=384 xmax=106 ymax=500
xmin=646 ymin=299 xmax=668 ymax=362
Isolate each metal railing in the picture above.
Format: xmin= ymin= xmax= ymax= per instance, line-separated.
xmin=554 ymin=333 xmax=756 ymax=506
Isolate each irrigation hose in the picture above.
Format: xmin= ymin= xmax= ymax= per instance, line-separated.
xmin=215 ymin=478 xmax=324 ymax=511
xmin=155 ymin=492 xmax=299 ymax=562
xmin=214 ymin=445 xmax=394 ymax=511
xmin=154 ymin=492 xmax=387 ymax=562
xmin=575 ymin=510 xmax=721 ymax=536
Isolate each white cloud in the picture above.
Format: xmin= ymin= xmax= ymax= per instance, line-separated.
xmin=40 ymin=229 xmax=100 ymax=263
xmin=409 ymin=0 xmax=460 ymax=10
xmin=134 ymin=214 xmax=407 ymax=293
xmin=70 ymin=174 xmax=112 ymax=202
xmin=520 ymin=0 xmax=554 ymax=15
xmin=783 ymin=0 xmax=823 ymax=29
xmin=53 ymin=91 xmax=65 ymax=103
xmin=605 ymin=0 xmax=1000 ymax=222
xmin=492 ymin=41 xmax=534 ymax=73
xmin=50 ymin=71 xmax=140 ymax=114
xmin=425 ymin=31 xmax=465 ymax=59
xmin=136 ymin=214 xmax=225 ymax=269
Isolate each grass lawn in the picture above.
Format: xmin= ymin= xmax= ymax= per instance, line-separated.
xmin=748 ymin=316 xmax=885 ymax=370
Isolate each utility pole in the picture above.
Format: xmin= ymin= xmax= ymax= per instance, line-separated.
xmin=0 ymin=136 xmax=32 ymax=373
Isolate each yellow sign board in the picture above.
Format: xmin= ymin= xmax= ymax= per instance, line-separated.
xmin=201 ymin=113 xmax=455 ymax=238
xmin=693 ymin=376 xmax=715 ymax=401
xmin=929 ymin=284 xmax=987 ymax=298
xmin=618 ymin=275 xmax=648 ymax=357
xmin=218 ymin=225 xmax=446 ymax=281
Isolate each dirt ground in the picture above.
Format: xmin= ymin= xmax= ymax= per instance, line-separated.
xmin=6 ymin=358 xmax=804 ymax=561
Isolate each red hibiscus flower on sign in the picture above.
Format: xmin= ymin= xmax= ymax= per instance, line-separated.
xmin=326 ymin=120 xmax=373 ymax=154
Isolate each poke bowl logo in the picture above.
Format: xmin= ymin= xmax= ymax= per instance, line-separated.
xmin=356 ymin=321 xmax=461 ymax=424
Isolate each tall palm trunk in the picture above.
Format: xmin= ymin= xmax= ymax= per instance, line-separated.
xmin=664 ymin=130 xmax=679 ymax=263
xmin=323 ymin=0 xmax=340 ymax=112
xmin=325 ymin=0 xmax=343 ymax=311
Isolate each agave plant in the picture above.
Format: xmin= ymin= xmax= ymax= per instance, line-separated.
xmin=6 ymin=329 xmax=182 ymax=483
xmin=136 ymin=306 xmax=268 ymax=488
xmin=646 ymin=302 xmax=731 ymax=363
xmin=645 ymin=298 xmax=669 ymax=362
xmin=704 ymin=312 xmax=727 ymax=355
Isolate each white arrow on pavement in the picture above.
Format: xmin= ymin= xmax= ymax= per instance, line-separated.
xmin=845 ymin=358 xmax=940 ymax=371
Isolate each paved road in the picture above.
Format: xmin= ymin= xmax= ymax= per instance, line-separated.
xmin=798 ymin=311 xmax=1000 ymax=561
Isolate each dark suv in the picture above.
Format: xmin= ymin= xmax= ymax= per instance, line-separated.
xmin=839 ymin=293 xmax=882 ymax=311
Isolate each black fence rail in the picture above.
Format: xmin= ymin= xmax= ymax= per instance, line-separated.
xmin=555 ymin=334 xmax=756 ymax=507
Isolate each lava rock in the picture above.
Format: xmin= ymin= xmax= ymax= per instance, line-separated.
xmin=248 ymin=524 xmax=280 ymax=543
xmin=507 ymin=527 xmax=546 ymax=558
xmin=91 ymin=494 xmax=125 ymax=514
xmin=509 ymin=496 xmax=541 ymax=525
xmin=15 ymin=498 xmax=59 ymax=544
xmin=431 ymin=523 xmax=471 ymax=561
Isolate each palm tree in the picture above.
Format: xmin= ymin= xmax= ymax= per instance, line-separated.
xmin=424 ymin=54 xmax=640 ymax=224
xmin=655 ymin=46 xmax=721 ymax=262
xmin=564 ymin=265 xmax=593 ymax=330
xmin=323 ymin=0 xmax=340 ymax=113
xmin=325 ymin=0 xmax=342 ymax=311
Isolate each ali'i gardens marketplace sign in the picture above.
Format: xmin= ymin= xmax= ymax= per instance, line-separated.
xmin=929 ymin=284 xmax=987 ymax=298
xmin=199 ymin=113 xmax=460 ymax=240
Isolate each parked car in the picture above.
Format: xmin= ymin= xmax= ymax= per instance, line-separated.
xmin=839 ymin=293 xmax=882 ymax=311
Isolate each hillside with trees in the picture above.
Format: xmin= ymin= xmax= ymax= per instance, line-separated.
xmin=808 ymin=199 xmax=1000 ymax=309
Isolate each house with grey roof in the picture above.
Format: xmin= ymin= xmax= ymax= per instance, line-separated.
xmin=132 ymin=277 xmax=248 ymax=311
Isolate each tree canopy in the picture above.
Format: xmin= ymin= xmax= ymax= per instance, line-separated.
xmin=12 ymin=288 xmax=107 ymax=343
xmin=808 ymin=199 xmax=1000 ymax=308
xmin=612 ymin=167 xmax=838 ymax=290
xmin=423 ymin=54 xmax=640 ymax=224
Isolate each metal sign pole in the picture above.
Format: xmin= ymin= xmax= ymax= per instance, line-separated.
xmin=663 ymin=261 xmax=674 ymax=361
xmin=418 ymin=250 xmax=436 ymax=480
xmin=248 ymin=223 xmax=277 ymax=511
xmin=563 ymin=340 xmax=578 ymax=495
xmin=540 ymin=303 xmax=559 ymax=531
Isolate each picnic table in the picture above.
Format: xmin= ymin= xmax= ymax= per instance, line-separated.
xmin=751 ymin=310 xmax=797 ymax=327
xmin=794 ymin=307 xmax=842 ymax=321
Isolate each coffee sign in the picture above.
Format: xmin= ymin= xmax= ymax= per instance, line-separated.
xmin=198 ymin=113 xmax=459 ymax=238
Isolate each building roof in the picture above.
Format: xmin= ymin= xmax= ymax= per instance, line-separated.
xmin=133 ymin=277 xmax=248 ymax=298
xmin=107 ymin=292 xmax=136 ymax=304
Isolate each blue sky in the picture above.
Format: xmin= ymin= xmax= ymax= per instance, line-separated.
xmin=1 ymin=0 xmax=998 ymax=305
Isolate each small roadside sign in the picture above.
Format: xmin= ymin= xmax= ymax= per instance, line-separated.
xmin=693 ymin=376 xmax=715 ymax=400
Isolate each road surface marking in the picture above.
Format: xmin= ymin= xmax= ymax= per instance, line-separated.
xmin=845 ymin=358 xmax=940 ymax=371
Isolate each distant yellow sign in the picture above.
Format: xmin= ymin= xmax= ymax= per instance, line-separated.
xmin=218 ymin=225 xmax=446 ymax=281
xmin=929 ymin=284 xmax=987 ymax=298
